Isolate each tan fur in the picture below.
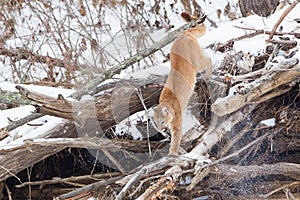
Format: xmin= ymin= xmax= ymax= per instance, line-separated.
xmin=153 ymin=12 xmax=212 ymax=156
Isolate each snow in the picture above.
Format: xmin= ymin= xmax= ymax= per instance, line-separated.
xmin=260 ymin=118 xmax=276 ymax=127
xmin=0 ymin=116 xmax=65 ymax=150
xmin=0 ymin=82 xmax=74 ymax=97
xmin=0 ymin=81 xmax=73 ymax=150
xmin=119 ymin=62 xmax=171 ymax=80
xmin=0 ymin=105 xmax=35 ymax=128
xmin=0 ymin=106 xmax=66 ymax=150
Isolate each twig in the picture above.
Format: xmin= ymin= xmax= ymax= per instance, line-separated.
xmin=4 ymin=183 xmax=12 ymax=200
xmin=56 ymin=176 xmax=123 ymax=200
xmin=115 ymin=156 xmax=178 ymax=200
xmin=129 ymin=174 xmax=164 ymax=198
xmin=233 ymin=25 xmax=300 ymax=38
xmin=0 ymin=46 xmax=83 ymax=70
xmin=26 ymin=167 xmax=32 ymax=200
xmin=265 ymin=43 xmax=279 ymax=69
xmin=101 ymin=149 xmax=126 ymax=173
xmin=263 ymin=181 xmax=300 ymax=198
xmin=196 ymin=132 xmax=270 ymax=169
xmin=116 ymin=170 xmax=144 ymax=200
xmin=212 ymin=30 xmax=264 ymax=51
xmin=137 ymin=165 xmax=182 ymax=200
xmin=15 ymin=172 xmax=121 ymax=188
xmin=90 ymin=149 xmax=99 ymax=176
xmin=213 ymin=16 xmax=300 ymax=52
xmin=0 ymin=165 xmax=22 ymax=184
xmin=284 ymin=188 xmax=297 ymax=200
xmin=136 ymin=88 xmax=152 ymax=157
xmin=268 ymin=0 xmax=300 ymax=41
xmin=0 ymin=113 xmax=44 ymax=132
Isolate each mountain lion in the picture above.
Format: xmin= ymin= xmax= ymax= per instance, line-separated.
xmin=153 ymin=12 xmax=212 ymax=156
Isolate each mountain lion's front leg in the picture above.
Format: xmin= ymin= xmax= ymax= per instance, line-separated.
xmin=168 ymin=115 xmax=183 ymax=156
xmin=202 ymin=56 xmax=212 ymax=80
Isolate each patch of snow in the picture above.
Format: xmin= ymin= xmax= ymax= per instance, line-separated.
xmin=80 ymin=94 xmax=94 ymax=101
xmin=0 ymin=81 xmax=74 ymax=98
xmin=0 ymin=105 xmax=35 ymax=128
xmin=0 ymin=115 xmax=65 ymax=150
xmin=182 ymin=109 xmax=201 ymax=135
xmin=121 ymin=62 xmax=171 ymax=79
xmin=260 ymin=118 xmax=276 ymax=127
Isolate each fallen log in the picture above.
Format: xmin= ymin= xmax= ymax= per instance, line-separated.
xmin=212 ymin=59 xmax=300 ymax=116
xmin=0 ymin=121 xmax=75 ymax=182
xmin=16 ymin=75 xmax=165 ymax=130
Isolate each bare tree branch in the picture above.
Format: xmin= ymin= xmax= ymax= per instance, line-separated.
xmin=70 ymin=18 xmax=207 ymax=99
xmin=268 ymin=0 xmax=300 ymax=41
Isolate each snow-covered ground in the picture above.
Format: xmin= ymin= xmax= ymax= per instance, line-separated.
xmin=0 ymin=1 xmax=299 ymax=151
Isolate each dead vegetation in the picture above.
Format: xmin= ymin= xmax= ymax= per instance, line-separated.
xmin=0 ymin=0 xmax=300 ymax=199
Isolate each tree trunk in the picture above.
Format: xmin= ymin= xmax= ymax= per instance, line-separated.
xmin=238 ymin=0 xmax=279 ymax=17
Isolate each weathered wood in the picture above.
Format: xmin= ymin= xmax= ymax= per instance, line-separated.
xmin=0 ymin=76 xmax=166 ymax=182
xmin=23 ymin=137 xmax=167 ymax=153
xmin=212 ymin=62 xmax=300 ymax=116
xmin=16 ymin=85 xmax=73 ymax=116
xmin=56 ymin=176 xmax=124 ymax=200
xmin=2 ymin=113 xmax=43 ymax=132
xmin=58 ymin=156 xmax=180 ymax=200
xmin=16 ymin=75 xmax=166 ymax=130
xmin=0 ymin=121 xmax=76 ymax=182
xmin=137 ymin=165 xmax=182 ymax=200
xmin=15 ymin=172 xmax=121 ymax=188
xmin=213 ymin=163 xmax=300 ymax=182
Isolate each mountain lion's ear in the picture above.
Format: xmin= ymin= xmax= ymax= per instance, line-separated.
xmin=152 ymin=107 xmax=157 ymax=112
xmin=181 ymin=12 xmax=196 ymax=22
xmin=163 ymin=106 xmax=169 ymax=114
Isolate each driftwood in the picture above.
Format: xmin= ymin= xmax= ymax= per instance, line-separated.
xmin=213 ymin=162 xmax=300 ymax=182
xmin=212 ymin=59 xmax=300 ymax=116
xmin=0 ymin=121 xmax=75 ymax=181
xmin=0 ymin=76 xmax=165 ymax=182
xmin=22 ymin=137 xmax=167 ymax=154
xmin=16 ymin=75 xmax=164 ymax=130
